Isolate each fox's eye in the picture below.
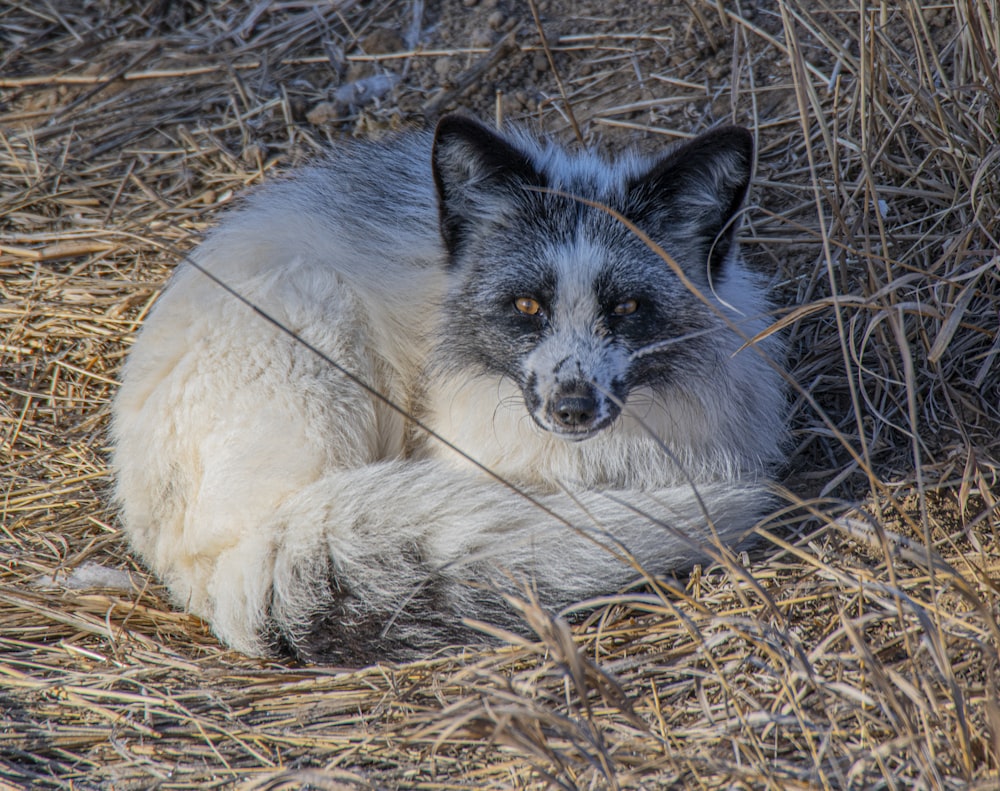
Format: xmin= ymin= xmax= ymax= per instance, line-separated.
xmin=515 ymin=297 xmax=542 ymax=316
xmin=613 ymin=299 xmax=639 ymax=316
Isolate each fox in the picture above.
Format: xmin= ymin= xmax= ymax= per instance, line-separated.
xmin=111 ymin=114 xmax=786 ymax=666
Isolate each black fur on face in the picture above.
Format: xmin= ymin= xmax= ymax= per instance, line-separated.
xmin=432 ymin=114 xmax=549 ymax=258
xmin=623 ymin=126 xmax=753 ymax=277
xmin=430 ymin=116 xmax=753 ymax=435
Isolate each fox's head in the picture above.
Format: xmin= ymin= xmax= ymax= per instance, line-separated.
xmin=430 ymin=115 xmax=755 ymax=441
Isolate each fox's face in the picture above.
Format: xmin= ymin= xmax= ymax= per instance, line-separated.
xmin=431 ymin=116 xmax=753 ymax=441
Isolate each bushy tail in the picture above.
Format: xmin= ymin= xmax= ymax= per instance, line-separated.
xmin=218 ymin=461 xmax=771 ymax=665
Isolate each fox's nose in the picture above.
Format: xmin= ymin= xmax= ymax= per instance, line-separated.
xmin=552 ymin=392 xmax=598 ymax=429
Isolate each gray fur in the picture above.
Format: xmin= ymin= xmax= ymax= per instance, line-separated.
xmin=111 ymin=115 xmax=786 ymax=665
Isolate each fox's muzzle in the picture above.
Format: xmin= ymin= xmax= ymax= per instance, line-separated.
xmin=541 ymin=380 xmax=622 ymax=440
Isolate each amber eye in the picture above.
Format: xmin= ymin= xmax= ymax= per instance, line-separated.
xmin=515 ymin=297 xmax=542 ymax=316
xmin=613 ymin=299 xmax=639 ymax=316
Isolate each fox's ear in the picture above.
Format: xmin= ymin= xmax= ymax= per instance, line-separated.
xmin=432 ymin=114 xmax=545 ymax=256
xmin=627 ymin=126 xmax=753 ymax=275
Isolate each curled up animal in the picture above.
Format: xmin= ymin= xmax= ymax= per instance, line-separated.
xmin=111 ymin=114 xmax=787 ymax=666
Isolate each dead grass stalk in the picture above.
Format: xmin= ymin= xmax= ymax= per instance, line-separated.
xmin=1 ymin=0 xmax=997 ymax=787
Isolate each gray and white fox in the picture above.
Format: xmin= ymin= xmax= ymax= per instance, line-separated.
xmin=112 ymin=114 xmax=786 ymax=665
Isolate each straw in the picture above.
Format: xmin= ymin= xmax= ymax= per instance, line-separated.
xmin=1 ymin=0 xmax=997 ymax=786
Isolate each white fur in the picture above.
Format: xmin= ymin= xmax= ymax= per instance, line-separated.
xmin=112 ymin=121 xmax=786 ymax=663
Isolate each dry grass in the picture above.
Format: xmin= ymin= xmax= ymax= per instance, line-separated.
xmin=1 ymin=0 xmax=998 ymax=788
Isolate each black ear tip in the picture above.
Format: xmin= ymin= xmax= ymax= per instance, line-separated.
xmin=434 ymin=113 xmax=467 ymax=135
xmin=434 ymin=113 xmax=493 ymax=146
xmin=709 ymin=125 xmax=754 ymax=163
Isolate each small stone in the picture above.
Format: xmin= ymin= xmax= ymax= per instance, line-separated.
xmin=360 ymin=28 xmax=405 ymax=55
xmin=706 ymin=61 xmax=728 ymax=79
xmin=470 ymin=29 xmax=495 ymax=48
xmin=345 ymin=60 xmax=373 ymax=83
xmin=242 ymin=143 xmax=265 ymax=166
xmin=488 ymin=10 xmax=506 ymax=29
xmin=434 ymin=57 xmax=452 ymax=79
xmin=306 ymin=101 xmax=338 ymax=125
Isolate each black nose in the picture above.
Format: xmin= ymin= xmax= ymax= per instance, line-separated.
xmin=552 ymin=393 xmax=598 ymax=429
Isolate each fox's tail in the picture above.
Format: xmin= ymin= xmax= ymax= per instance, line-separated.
xmin=151 ymin=458 xmax=771 ymax=665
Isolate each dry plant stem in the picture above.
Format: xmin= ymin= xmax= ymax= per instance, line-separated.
xmin=1 ymin=0 xmax=998 ymax=787
xmin=778 ymin=5 xmax=889 ymax=520
xmin=526 ymin=0 xmax=583 ymax=143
